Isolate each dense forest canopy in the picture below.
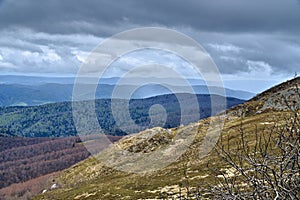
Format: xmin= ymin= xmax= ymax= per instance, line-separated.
xmin=0 ymin=94 xmax=243 ymax=137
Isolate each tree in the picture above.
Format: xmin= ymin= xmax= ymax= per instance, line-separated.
xmin=203 ymin=85 xmax=300 ymax=199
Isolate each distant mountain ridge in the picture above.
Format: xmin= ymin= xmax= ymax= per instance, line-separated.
xmin=0 ymin=82 xmax=254 ymax=106
xmin=0 ymin=75 xmax=206 ymax=85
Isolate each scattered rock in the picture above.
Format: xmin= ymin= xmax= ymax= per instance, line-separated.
xmin=50 ymin=183 xmax=59 ymax=190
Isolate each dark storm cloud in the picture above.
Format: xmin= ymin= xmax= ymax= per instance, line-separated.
xmin=0 ymin=0 xmax=299 ymax=79
xmin=0 ymin=0 xmax=300 ymax=35
xmin=198 ymin=32 xmax=300 ymax=75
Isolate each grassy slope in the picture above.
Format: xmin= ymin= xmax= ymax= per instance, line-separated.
xmin=34 ymin=77 xmax=300 ymax=199
xmin=33 ymin=110 xmax=290 ymax=200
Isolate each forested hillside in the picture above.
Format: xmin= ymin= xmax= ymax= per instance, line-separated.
xmin=0 ymin=135 xmax=121 ymax=191
xmin=0 ymin=94 xmax=243 ymax=137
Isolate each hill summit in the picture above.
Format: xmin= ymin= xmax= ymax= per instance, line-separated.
xmin=229 ymin=76 xmax=300 ymax=117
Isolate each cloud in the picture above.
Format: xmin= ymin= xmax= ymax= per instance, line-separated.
xmin=21 ymin=51 xmax=39 ymax=59
xmin=200 ymin=32 xmax=300 ymax=76
xmin=72 ymin=50 xmax=89 ymax=63
xmin=0 ymin=44 xmax=75 ymax=74
xmin=100 ymin=49 xmax=203 ymax=78
xmin=0 ymin=0 xmax=299 ymax=80
xmin=208 ymin=43 xmax=242 ymax=53
xmin=0 ymin=29 xmax=104 ymax=75
xmin=20 ymin=48 xmax=61 ymax=64
xmin=0 ymin=0 xmax=300 ymax=35
xmin=1 ymin=27 xmax=299 ymax=78
xmin=246 ymin=60 xmax=273 ymax=75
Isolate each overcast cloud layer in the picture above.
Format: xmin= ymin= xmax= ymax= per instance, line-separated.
xmin=0 ymin=0 xmax=300 ymax=92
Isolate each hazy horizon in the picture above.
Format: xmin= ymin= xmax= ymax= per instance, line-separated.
xmin=0 ymin=73 xmax=289 ymax=94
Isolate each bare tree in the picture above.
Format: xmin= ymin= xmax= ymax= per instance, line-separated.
xmin=202 ymin=86 xmax=300 ymax=199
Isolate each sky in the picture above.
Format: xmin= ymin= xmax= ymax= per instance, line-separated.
xmin=0 ymin=0 xmax=300 ymax=93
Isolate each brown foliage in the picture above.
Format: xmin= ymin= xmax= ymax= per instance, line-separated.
xmin=0 ymin=135 xmax=122 ymax=191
